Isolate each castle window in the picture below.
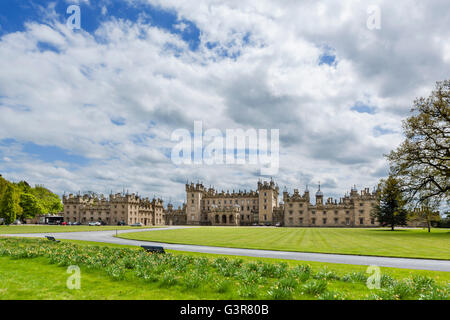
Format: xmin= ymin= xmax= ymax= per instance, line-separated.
xmin=289 ymin=203 xmax=293 ymax=208
xmin=289 ymin=210 xmax=293 ymax=215
xmin=360 ymin=203 xmax=363 ymax=206
xmin=264 ymin=192 xmax=267 ymax=196
xmin=345 ymin=218 xmax=350 ymax=225
xmin=289 ymin=218 xmax=293 ymax=224
xmin=311 ymin=218 xmax=316 ymax=225
xmin=323 ymin=211 xmax=327 ymax=215
xmin=346 ymin=211 xmax=349 ymax=215
xmin=264 ymin=205 xmax=267 ymax=209
xmin=192 ymin=194 xmax=194 ymax=197
xmin=299 ymin=218 xmax=303 ymax=224
xmin=299 ymin=210 xmax=303 ymax=214
xmin=359 ymin=218 xmax=364 ymax=224
xmin=312 ymin=211 xmax=315 ymax=214
xmin=359 ymin=210 xmax=364 ymax=214
xmin=334 ymin=218 xmax=338 ymax=224
xmin=334 ymin=210 xmax=338 ymax=214
xmin=191 ymin=200 xmax=194 ymax=204
xmin=323 ymin=218 xmax=327 ymax=224
xmin=371 ymin=219 xmax=375 ymax=224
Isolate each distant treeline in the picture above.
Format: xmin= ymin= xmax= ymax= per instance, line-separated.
xmin=0 ymin=175 xmax=62 ymax=224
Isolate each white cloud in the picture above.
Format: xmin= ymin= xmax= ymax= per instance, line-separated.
xmin=0 ymin=0 xmax=448 ymax=205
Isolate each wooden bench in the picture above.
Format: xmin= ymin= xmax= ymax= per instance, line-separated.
xmin=45 ymin=236 xmax=60 ymax=243
xmin=141 ymin=245 xmax=165 ymax=254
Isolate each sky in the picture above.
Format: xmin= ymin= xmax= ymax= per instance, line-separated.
xmin=0 ymin=0 xmax=449 ymax=207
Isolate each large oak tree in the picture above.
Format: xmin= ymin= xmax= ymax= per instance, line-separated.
xmin=387 ymin=80 xmax=449 ymax=205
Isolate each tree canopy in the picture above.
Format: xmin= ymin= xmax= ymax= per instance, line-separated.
xmin=387 ymin=80 xmax=449 ymax=205
xmin=0 ymin=175 xmax=62 ymax=223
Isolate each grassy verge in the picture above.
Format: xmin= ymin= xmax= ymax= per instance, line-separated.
xmin=118 ymin=227 xmax=450 ymax=260
xmin=0 ymin=225 xmax=158 ymax=234
xmin=0 ymin=238 xmax=448 ymax=300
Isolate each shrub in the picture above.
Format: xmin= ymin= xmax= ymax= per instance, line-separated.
xmin=105 ymin=265 xmax=126 ymax=280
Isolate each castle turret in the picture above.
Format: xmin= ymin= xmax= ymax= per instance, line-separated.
xmin=315 ymin=182 xmax=323 ymax=205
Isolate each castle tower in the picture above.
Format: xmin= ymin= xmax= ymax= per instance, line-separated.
xmin=315 ymin=182 xmax=323 ymax=205
xmin=186 ymin=182 xmax=205 ymax=225
xmin=257 ymin=180 xmax=279 ymax=224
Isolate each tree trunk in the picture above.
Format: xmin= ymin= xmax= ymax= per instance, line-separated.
xmin=427 ymin=219 xmax=431 ymax=233
xmin=391 ymin=224 xmax=394 ymax=231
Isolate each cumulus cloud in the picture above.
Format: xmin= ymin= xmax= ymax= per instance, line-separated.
xmin=0 ymin=0 xmax=448 ymax=205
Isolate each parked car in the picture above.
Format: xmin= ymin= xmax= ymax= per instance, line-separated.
xmin=100 ymin=221 xmax=107 ymax=226
xmin=72 ymin=222 xmax=81 ymax=225
xmin=275 ymin=222 xmax=281 ymax=227
xmin=61 ymin=222 xmax=67 ymax=226
xmin=130 ymin=222 xmax=143 ymax=227
xmin=88 ymin=221 xmax=101 ymax=226
xmin=117 ymin=221 xmax=126 ymax=226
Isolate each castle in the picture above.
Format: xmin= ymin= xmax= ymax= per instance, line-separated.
xmin=185 ymin=180 xmax=378 ymax=227
xmin=62 ymin=193 xmax=166 ymax=226
xmin=61 ymin=180 xmax=379 ymax=227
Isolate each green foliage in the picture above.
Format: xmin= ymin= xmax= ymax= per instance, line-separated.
xmin=302 ymin=279 xmax=328 ymax=295
xmin=372 ymin=175 xmax=408 ymax=230
xmin=0 ymin=238 xmax=448 ymax=300
xmin=387 ymin=80 xmax=449 ymax=204
xmin=0 ymin=176 xmax=62 ymax=221
xmin=19 ymin=193 xmax=44 ymax=219
xmin=0 ymin=184 xmax=21 ymax=224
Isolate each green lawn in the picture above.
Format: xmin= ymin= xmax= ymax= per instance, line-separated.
xmin=118 ymin=227 xmax=450 ymax=260
xmin=0 ymin=225 xmax=156 ymax=234
xmin=1 ymin=238 xmax=448 ymax=300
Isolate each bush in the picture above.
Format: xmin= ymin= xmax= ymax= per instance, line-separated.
xmin=411 ymin=275 xmax=435 ymax=293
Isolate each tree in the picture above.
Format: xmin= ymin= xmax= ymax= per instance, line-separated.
xmin=387 ymin=80 xmax=449 ymax=205
xmin=407 ymin=198 xmax=441 ymax=232
xmin=30 ymin=185 xmax=63 ymax=214
xmin=371 ymin=176 xmax=408 ymax=230
xmin=0 ymin=185 xmax=22 ymax=225
xmin=19 ymin=193 xmax=44 ymax=221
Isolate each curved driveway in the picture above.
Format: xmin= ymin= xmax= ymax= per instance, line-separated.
xmin=2 ymin=226 xmax=450 ymax=272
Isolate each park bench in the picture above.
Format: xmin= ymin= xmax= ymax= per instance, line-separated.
xmin=45 ymin=236 xmax=61 ymax=243
xmin=141 ymin=245 xmax=165 ymax=254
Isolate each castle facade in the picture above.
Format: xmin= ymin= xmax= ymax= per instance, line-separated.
xmin=62 ymin=193 xmax=165 ymax=226
xmin=185 ymin=180 xmax=379 ymax=227
xmin=61 ymin=180 xmax=379 ymax=227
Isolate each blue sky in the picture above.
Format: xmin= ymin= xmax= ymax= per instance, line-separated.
xmin=0 ymin=1 xmax=448 ymax=206
xmin=0 ymin=0 xmax=201 ymax=49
